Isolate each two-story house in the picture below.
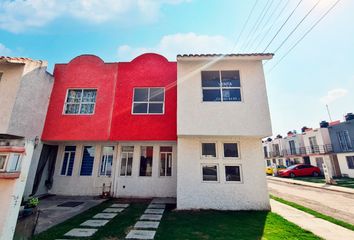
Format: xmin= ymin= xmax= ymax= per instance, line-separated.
xmin=328 ymin=113 xmax=354 ymax=178
xmin=0 ymin=57 xmax=53 ymax=239
xmin=39 ymin=52 xmax=273 ymax=210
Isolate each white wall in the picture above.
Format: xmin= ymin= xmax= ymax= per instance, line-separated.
xmin=177 ymin=136 xmax=270 ymax=210
xmin=177 ymin=59 xmax=272 ymax=137
xmin=337 ymin=153 xmax=354 ymax=178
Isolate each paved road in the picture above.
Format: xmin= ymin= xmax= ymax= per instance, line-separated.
xmin=267 ymin=179 xmax=354 ymax=225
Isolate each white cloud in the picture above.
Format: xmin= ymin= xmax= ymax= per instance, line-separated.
xmin=117 ymin=32 xmax=234 ymax=61
xmin=0 ymin=43 xmax=11 ymax=55
xmin=0 ymin=0 xmax=190 ymax=33
xmin=320 ymin=88 xmax=348 ymax=104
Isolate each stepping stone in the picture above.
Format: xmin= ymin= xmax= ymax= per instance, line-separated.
xmin=92 ymin=213 xmax=117 ymax=219
xmin=103 ymin=208 xmax=124 ymax=213
xmin=126 ymin=230 xmax=156 ymax=240
xmin=80 ymin=219 xmax=109 ymax=227
xmin=151 ymin=198 xmax=176 ymax=204
xmin=111 ymin=203 xmax=129 ymax=208
xmin=147 ymin=204 xmax=165 ymax=209
xmin=64 ymin=228 xmax=97 ymax=237
xmin=144 ymin=208 xmax=164 ymax=215
xmin=134 ymin=221 xmax=160 ymax=229
xmin=140 ymin=214 xmax=162 ymax=221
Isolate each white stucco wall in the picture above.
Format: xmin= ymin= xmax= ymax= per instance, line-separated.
xmin=177 ymin=136 xmax=270 ymax=210
xmin=303 ymin=128 xmax=331 ymax=149
xmin=337 ymin=153 xmax=354 ymax=178
xmin=177 ymin=58 xmax=272 ymax=137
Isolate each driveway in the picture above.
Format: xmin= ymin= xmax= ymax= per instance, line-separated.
xmin=267 ymin=179 xmax=354 ymax=225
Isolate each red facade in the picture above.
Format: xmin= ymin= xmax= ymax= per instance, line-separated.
xmin=42 ymin=53 xmax=177 ymax=141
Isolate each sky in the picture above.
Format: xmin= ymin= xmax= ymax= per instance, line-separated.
xmin=0 ymin=0 xmax=353 ymax=136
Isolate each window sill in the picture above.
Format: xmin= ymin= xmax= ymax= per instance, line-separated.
xmin=0 ymin=171 xmax=21 ymax=179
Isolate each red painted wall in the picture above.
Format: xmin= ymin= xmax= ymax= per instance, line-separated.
xmin=42 ymin=53 xmax=177 ymax=141
xmin=110 ymin=53 xmax=177 ymax=141
xmin=42 ymin=55 xmax=117 ymax=141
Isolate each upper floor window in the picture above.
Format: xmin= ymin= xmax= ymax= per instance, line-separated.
xmin=223 ymin=143 xmax=239 ymax=158
xmin=201 ymin=143 xmax=216 ymax=158
xmin=132 ymin=88 xmax=165 ymax=114
xmin=201 ymin=70 xmax=241 ymax=102
xmin=337 ymin=131 xmax=352 ymax=152
xmin=64 ymin=89 xmax=97 ymax=115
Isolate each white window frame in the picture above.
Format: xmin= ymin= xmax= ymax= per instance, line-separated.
xmin=0 ymin=154 xmax=9 ymax=171
xmin=99 ymin=146 xmax=114 ymax=177
xmin=346 ymin=156 xmax=354 ymax=169
xmin=201 ymin=70 xmax=242 ymax=102
xmin=201 ymin=164 xmax=219 ymax=183
xmin=224 ymin=164 xmax=243 ymax=184
xmin=200 ymin=142 xmax=217 ymax=159
xmin=131 ymin=87 xmax=165 ymax=115
xmin=63 ymin=88 xmax=97 ymax=115
xmin=60 ymin=146 xmax=76 ymax=176
xmin=120 ymin=146 xmax=134 ymax=177
xmin=159 ymin=146 xmax=173 ymax=177
xmin=222 ymin=142 xmax=240 ymax=159
xmin=6 ymin=153 xmax=22 ymax=172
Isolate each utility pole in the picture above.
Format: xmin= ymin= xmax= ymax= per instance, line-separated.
xmin=326 ymin=104 xmax=332 ymax=122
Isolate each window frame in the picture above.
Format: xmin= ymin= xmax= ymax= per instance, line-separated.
xmin=60 ymin=146 xmax=76 ymax=176
xmin=120 ymin=146 xmax=134 ymax=177
xmin=346 ymin=156 xmax=354 ymax=169
xmin=131 ymin=87 xmax=165 ymax=115
xmin=201 ymin=70 xmax=243 ymax=103
xmin=222 ymin=142 xmax=240 ymax=159
xmin=337 ymin=131 xmax=353 ymax=152
xmin=63 ymin=88 xmax=97 ymax=115
xmin=200 ymin=142 xmax=217 ymax=159
xmin=224 ymin=164 xmax=243 ymax=183
xmin=99 ymin=146 xmax=114 ymax=177
xmin=159 ymin=146 xmax=173 ymax=177
xmin=6 ymin=153 xmax=22 ymax=172
xmin=0 ymin=154 xmax=8 ymax=171
xmin=201 ymin=163 xmax=219 ymax=183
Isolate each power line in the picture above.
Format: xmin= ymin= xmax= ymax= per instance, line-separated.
xmin=262 ymin=0 xmax=303 ymax=53
xmin=266 ymin=0 xmax=341 ymax=73
xmin=273 ymin=0 xmax=322 ymax=54
xmin=232 ymin=0 xmax=259 ymax=52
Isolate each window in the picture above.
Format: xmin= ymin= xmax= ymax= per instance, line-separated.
xmin=263 ymin=146 xmax=268 ymax=158
xmin=7 ymin=154 xmax=22 ymax=172
xmin=0 ymin=154 xmax=7 ymax=171
xmin=289 ymin=140 xmax=296 ymax=155
xmin=100 ymin=146 xmax=114 ymax=177
xmin=139 ymin=146 xmax=153 ymax=176
xmin=346 ymin=156 xmax=354 ymax=169
xmin=266 ymin=159 xmax=271 ymax=166
xmin=64 ymin=89 xmax=97 ymax=114
xmin=60 ymin=146 xmax=76 ymax=176
xmin=273 ymin=144 xmax=280 ymax=156
xmin=337 ymin=131 xmax=352 ymax=152
xmin=132 ymin=88 xmax=164 ymax=114
xmin=201 ymin=70 xmax=241 ymax=102
xmin=202 ymin=164 xmax=218 ymax=181
xmin=225 ymin=166 xmax=241 ymax=182
xmin=120 ymin=146 xmax=134 ymax=176
xmin=160 ymin=146 xmax=172 ymax=176
xmin=278 ymin=159 xmax=284 ymax=166
xmin=201 ymin=143 xmax=216 ymax=158
xmin=80 ymin=146 xmax=95 ymax=176
xmin=223 ymin=143 xmax=239 ymax=158
xmin=309 ymin=137 xmax=318 ymax=153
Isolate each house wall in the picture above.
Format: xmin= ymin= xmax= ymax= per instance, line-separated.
xmin=328 ymin=120 xmax=354 ymax=153
xmin=303 ymin=128 xmax=331 ymax=148
xmin=336 ymin=152 xmax=354 ymax=178
xmin=177 ymin=59 xmax=271 ymax=137
xmin=177 ymin=136 xmax=270 ymax=210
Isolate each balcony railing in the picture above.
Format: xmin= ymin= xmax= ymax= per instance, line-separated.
xmin=264 ymin=144 xmax=333 ymax=158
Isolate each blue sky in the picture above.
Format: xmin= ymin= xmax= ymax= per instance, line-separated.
xmin=0 ymin=0 xmax=353 ymax=136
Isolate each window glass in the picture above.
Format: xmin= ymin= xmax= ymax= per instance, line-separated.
xmin=202 ymin=89 xmax=221 ymax=102
xmin=67 ymin=90 xmax=82 ymax=103
xmin=100 ymin=146 xmax=114 ymax=177
xmin=346 ymin=156 xmax=354 ymax=169
xmin=221 ymin=71 xmax=240 ymax=87
xmin=133 ymin=103 xmax=148 ymax=113
xmin=225 ymin=166 xmax=241 ymax=181
xmin=82 ymin=90 xmax=97 ymax=102
xmin=202 ymin=165 xmax=218 ymax=181
xmin=222 ymin=89 xmax=241 ymax=101
xmin=160 ymin=146 xmax=172 ymax=176
xmin=133 ymin=88 xmax=164 ymax=114
xmin=65 ymin=89 xmax=97 ymax=114
xmin=80 ymin=146 xmax=95 ymax=176
xmin=223 ymin=143 xmax=239 ymax=158
xmin=7 ymin=154 xmax=21 ymax=172
xmin=139 ymin=146 xmax=153 ymax=176
xmin=120 ymin=146 xmax=134 ymax=176
xmin=134 ymin=88 xmax=149 ymax=101
xmin=150 ymin=88 xmax=164 ymax=101
xmin=202 ymin=143 xmax=216 ymax=157
xmin=0 ymin=155 xmax=7 ymax=170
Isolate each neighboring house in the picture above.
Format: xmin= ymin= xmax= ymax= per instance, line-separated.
xmin=39 ymin=52 xmax=273 ymax=210
xmin=328 ymin=113 xmax=354 ymax=178
xmin=283 ymin=132 xmax=306 ymax=165
xmin=263 ymin=136 xmax=291 ymax=167
xmin=0 ymin=57 xmax=53 ymax=240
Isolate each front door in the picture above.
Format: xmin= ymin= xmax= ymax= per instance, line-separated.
xmin=303 ymin=156 xmax=311 ymax=165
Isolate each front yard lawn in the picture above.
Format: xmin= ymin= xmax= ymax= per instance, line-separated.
xmin=293 ymin=176 xmax=354 ymax=189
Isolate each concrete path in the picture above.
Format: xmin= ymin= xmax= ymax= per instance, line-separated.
xmin=270 ymin=199 xmax=354 ymax=240
xmin=267 ymin=179 xmax=354 ymax=225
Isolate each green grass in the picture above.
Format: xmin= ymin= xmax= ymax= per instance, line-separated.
xmin=155 ymin=208 xmax=321 ymax=240
xmin=270 ymin=195 xmax=354 ymax=231
xmin=291 ymin=176 xmax=354 ymax=189
xmin=31 ymin=200 xmax=147 ymax=240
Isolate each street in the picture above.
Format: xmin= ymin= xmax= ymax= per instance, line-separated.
xmin=267 ymin=179 xmax=354 ymax=225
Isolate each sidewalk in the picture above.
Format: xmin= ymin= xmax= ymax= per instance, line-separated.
xmin=267 ymin=176 xmax=354 ymax=194
xmin=270 ymin=199 xmax=354 ymax=240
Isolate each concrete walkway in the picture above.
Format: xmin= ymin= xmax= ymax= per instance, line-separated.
xmin=270 ymin=199 xmax=354 ymax=240
xmin=267 ymin=176 xmax=354 ymax=194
